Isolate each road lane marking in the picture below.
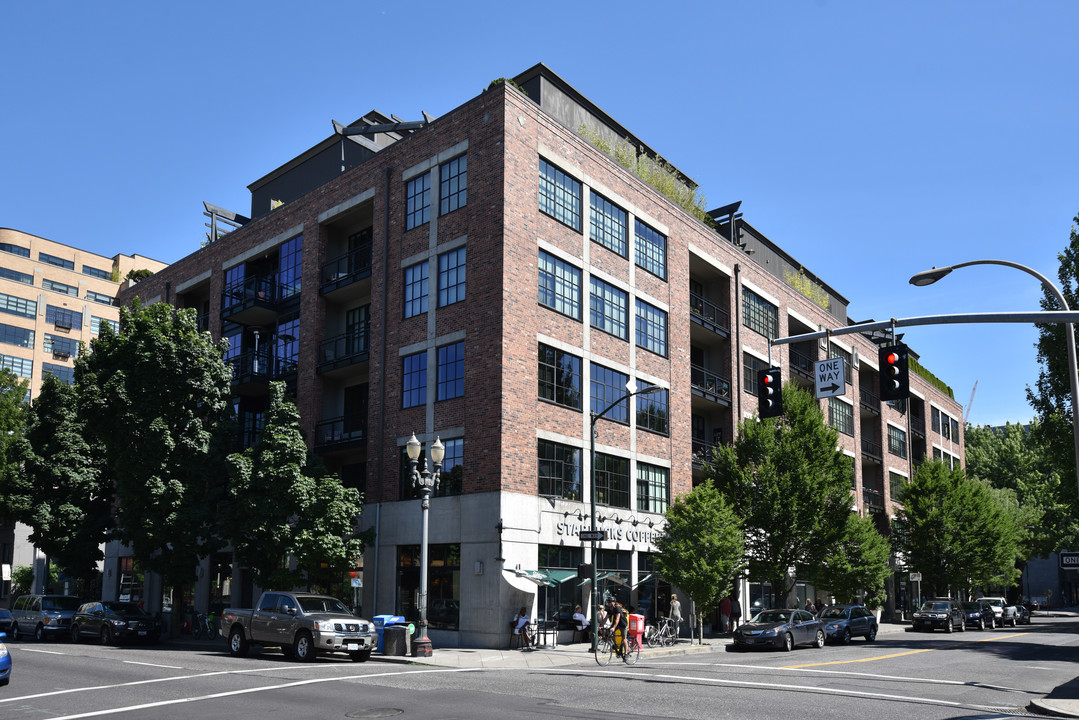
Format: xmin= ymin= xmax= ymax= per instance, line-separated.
xmin=18 ymin=648 xmax=65 ymax=655
xmin=781 ymin=632 xmax=1034 ymax=669
xmin=44 ymin=668 xmax=479 ymax=720
xmin=123 ymin=660 xmax=185 ymax=669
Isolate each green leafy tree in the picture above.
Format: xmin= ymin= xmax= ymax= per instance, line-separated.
xmin=653 ymin=479 xmax=743 ymax=643
xmin=0 ymin=368 xmax=29 ymax=511
xmin=223 ymin=382 xmax=369 ymax=590
xmin=11 ymin=564 xmax=54 ymax=595
xmin=811 ymin=512 xmax=891 ymax=608
xmin=709 ymin=384 xmax=853 ymax=607
xmin=77 ymin=300 xmax=234 ymax=628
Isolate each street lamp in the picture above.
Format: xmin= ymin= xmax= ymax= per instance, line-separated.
xmin=910 ymin=259 xmax=1079 ymax=496
xmin=406 ymin=432 xmax=444 ymax=657
xmin=589 ymin=379 xmax=661 ymax=651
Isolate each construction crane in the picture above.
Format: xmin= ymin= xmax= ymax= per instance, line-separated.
xmin=964 ymin=381 xmax=978 ymax=424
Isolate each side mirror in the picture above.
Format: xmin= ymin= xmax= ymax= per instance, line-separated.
xmin=285 ymin=606 xmax=297 ymax=616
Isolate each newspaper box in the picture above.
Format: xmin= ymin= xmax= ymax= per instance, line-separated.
xmin=628 ymin=613 xmax=645 ymax=644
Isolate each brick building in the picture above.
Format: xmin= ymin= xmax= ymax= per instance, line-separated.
xmin=0 ymin=228 xmax=166 ymax=599
xmin=120 ymin=64 xmax=964 ymax=647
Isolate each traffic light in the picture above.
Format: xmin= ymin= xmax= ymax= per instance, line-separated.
xmin=878 ymin=343 xmax=910 ymax=401
xmin=758 ymin=367 xmax=783 ymax=418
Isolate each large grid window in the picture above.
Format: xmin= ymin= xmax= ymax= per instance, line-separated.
xmin=951 ymin=418 xmax=959 ymax=441
xmin=637 ymin=463 xmax=669 ymax=514
xmin=931 ymin=407 xmax=941 ymax=433
xmin=634 ymin=219 xmax=667 ymax=280
xmin=538 ymin=342 xmax=581 ymax=410
xmin=538 ymin=439 xmax=581 ymax=500
xmin=828 ymin=397 xmax=854 ymax=436
xmin=742 ymin=288 xmax=778 ymax=340
xmin=43 ymin=279 xmax=77 ymax=297
xmin=277 ymin=234 xmax=303 ymax=299
xmin=436 ymin=437 xmax=464 ymax=497
xmin=91 ymin=316 xmax=118 ymax=335
xmin=594 ymin=452 xmax=630 ymax=509
xmin=39 ymin=252 xmax=74 ymax=271
xmin=44 ymin=334 xmax=78 ymax=357
xmin=0 ymin=323 xmax=33 ymax=349
xmin=590 ymin=363 xmax=629 ymax=424
xmin=85 ymin=290 xmax=114 ymax=306
xmin=539 ymin=158 xmax=582 ymax=231
xmin=637 ymin=387 xmax=669 ymax=435
xmin=42 ymin=362 xmax=74 ymax=385
xmin=941 ymin=411 xmax=952 ymax=439
xmin=436 ymin=341 xmax=464 ymax=401
xmin=46 ymin=305 xmax=82 ymax=330
xmin=538 ymin=250 xmax=581 ymax=319
xmin=829 ymin=343 xmax=853 ymax=384
xmin=0 ymin=293 xmax=35 ymax=319
xmin=590 ymin=276 xmax=628 ymax=340
xmin=402 ymin=351 xmax=427 ymax=408
xmin=589 ymin=192 xmax=628 ymax=256
xmin=743 ymin=352 xmax=768 ymax=395
xmin=82 ymin=265 xmax=111 ymax=280
xmin=438 ymin=247 xmax=466 ymax=307
xmin=0 ymin=267 xmax=33 ymax=285
xmin=406 ymin=171 xmax=431 ymax=230
xmin=0 ymin=353 xmax=32 ymax=378
xmin=635 ymin=299 xmax=667 ymax=356
xmin=0 ymin=243 xmax=29 ymax=258
xmin=439 ymin=155 xmax=467 ymax=215
xmin=888 ymin=425 xmax=908 ymax=459
xmin=889 ymin=471 xmax=906 ymax=500
xmin=403 ymin=261 xmax=429 ymax=318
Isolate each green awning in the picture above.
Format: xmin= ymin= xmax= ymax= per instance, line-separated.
xmin=514 ymin=568 xmax=579 ymax=587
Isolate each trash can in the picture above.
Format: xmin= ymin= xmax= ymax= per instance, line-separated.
xmin=384 ymin=625 xmax=411 ymax=656
xmin=628 ymin=613 xmax=645 ymax=646
xmin=373 ymin=615 xmax=406 ymax=653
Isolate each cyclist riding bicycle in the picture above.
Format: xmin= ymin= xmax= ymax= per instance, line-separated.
xmin=606 ymin=597 xmax=628 ymax=656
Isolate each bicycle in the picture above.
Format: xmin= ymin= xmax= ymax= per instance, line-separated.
xmin=646 ymin=616 xmax=677 ymax=648
xmin=594 ymin=627 xmax=640 ymax=666
xmin=191 ymin=612 xmax=218 ymax=640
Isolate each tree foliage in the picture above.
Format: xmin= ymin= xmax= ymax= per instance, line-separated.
xmin=653 ymin=479 xmax=743 ymax=643
xmin=811 ymin=512 xmax=892 ymax=608
xmin=708 ymin=384 xmax=853 ymax=606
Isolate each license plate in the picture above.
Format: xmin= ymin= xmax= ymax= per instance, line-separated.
xmin=745 ymin=638 xmax=755 ymax=644
xmin=138 ymin=631 xmax=147 ymax=636
xmin=346 ymin=643 xmax=359 ymax=651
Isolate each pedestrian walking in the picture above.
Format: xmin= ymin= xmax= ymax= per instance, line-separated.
xmin=669 ymin=594 xmax=683 ymax=638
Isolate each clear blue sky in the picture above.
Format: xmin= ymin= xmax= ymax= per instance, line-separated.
xmin=3 ymin=1 xmax=1078 ymax=427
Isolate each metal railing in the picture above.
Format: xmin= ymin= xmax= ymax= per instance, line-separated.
xmin=318 ymin=326 xmax=370 ymax=368
xmin=321 ymin=243 xmax=373 ymax=290
xmin=689 ymin=293 xmax=730 ymax=333
xmin=315 ymin=416 xmax=367 ymax=448
xmin=690 ymin=365 xmax=731 ymax=401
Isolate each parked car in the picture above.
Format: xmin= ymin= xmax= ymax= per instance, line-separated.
xmin=1015 ymin=604 xmax=1032 ymax=625
xmin=10 ymin=594 xmax=82 ymax=641
xmin=976 ymin=596 xmax=1017 ymax=628
xmin=961 ymin=600 xmax=995 ymax=630
xmin=727 ymin=608 xmax=824 ymax=652
xmin=817 ymin=604 xmax=878 ymax=644
xmin=0 ymin=633 xmax=10 ymax=687
xmin=71 ymin=601 xmax=162 ymax=645
xmin=912 ymin=599 xmax=965 ymax=633
xmin=0 ymin=609 xmax=12 ymax=636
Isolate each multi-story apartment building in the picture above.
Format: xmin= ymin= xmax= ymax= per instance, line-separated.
xmin=120 ymin=64 xmax=964 ymax=648
xmin=0 ymin=228 xmax=166 ymax=599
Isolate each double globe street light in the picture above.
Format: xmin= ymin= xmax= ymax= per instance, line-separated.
xmin=406 ymin=433 xmax=444 ymax=657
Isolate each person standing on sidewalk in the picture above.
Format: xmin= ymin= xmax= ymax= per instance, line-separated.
xmin=720 ymin=595 xmax=732 ymax=634
xmin=729 ymin=596 xmax=741 ymax=631
xmin=670 ymin=594 xmax=683 ymax=638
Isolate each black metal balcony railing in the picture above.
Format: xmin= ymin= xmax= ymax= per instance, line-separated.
xmin=690 ymin=365 xmax=731 ymax=402
xmin=315 ymin=416 xmax=367 ymax=448
xmin=320 ymin=243 xmax=373 ymax=291
xmin=859 ymin=386 xmax=880 ymax=414
xmin=862 ymin=487 xmax=885 ymax=512
xmin=227 ymin=350 xmax=272 ymax=381
xmin=910 ymin=414 xmax=926 ymax=438
xmin=222 ymin=275 xmax=277 ymax=310
xmin=692 ymin=438 xmax=721 ymax=467
xmin=861 ymin=437 xmax=883 ymax=462
xmin=789 ymin=347 xmax=815 ymax=379
xmin=318 ymin=327 xmax=370 ymax=370
xmin=689 ymin=293 xmax=730 ymax=335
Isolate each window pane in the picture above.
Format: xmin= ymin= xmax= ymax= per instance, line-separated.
xmin=437 ymin=341 xmax=464 ymax=400
xmin=595 ymin=452 xmax=629 ymax=509
xmin=539 ymin=158 xmax=581 ymax=231
xmin=538 ymin=439 xmax=581 ymax=500
xmin=402 ymin=351 xmax=427 ymax=408
xmin=404 ymin=261 xmax=429 ymax=318
xmin=637 ymin=463 xmax=669 ymax=513
xmin=590 ymin=363 xmax=629 ymax=423
xmin=406 ymin=172 xmax=432 ymax=230
xmin=635 ymin=298 xmax=667 ymax=356
xmin=634 ymin=219 xmax=666 ymax=280
xmin=538 ymin=343 xmax=581 ymax=410
xmin=589 ymin=276 xmax=628 ymax=340
xmin=438 ymin=247 xmax=466 ymax=307
xmin=589 ymin=192 xmax=627 ymax=256
xmin=439 ymin=155 xmax=467 ymax=215
xmin=538 ymin=250 xmax=581 ymax=319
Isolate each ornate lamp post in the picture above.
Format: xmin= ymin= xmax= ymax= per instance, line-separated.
xmin=406 ymin=433 xmax=444 ymax=657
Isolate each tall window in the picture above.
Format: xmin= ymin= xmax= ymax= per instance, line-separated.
xmin=951 ymin=418 xmax=960 ymax=441
xmin=437 ymin=341 xmax=464 ymax=400
xmin=539 ymin=158 xmax=582 ymax=231
xmin=889 ymin=471 xmax=906 ymax=500
xmin=594 ymin=452 xmax=630 ymax=509
xmin=637 ymin=388 xmax=669 ymax=435
xmin=438 ymin=247 xmax=466 ymax=307
xmin=589 ymin=276 xmax=628 ymax=340
xmin=406 ymin=171 xmax=431 ymax=230
xmin=402 ymin=351 xmax=427 ymax=408
xmin=931 ymin=407 xmax=941 ymax=432
xmin=589 ymin=192 xmax=627 ymax=257
xmin=743 ymin=352 xmax=768 ymax=395
xmin=538 ymin=439 xmax=581 ymax=500
xmin=0 ymin=323 xmax=33 ymax=349
xmin=635 ymin=298 xmax=667 ymax=356
xmin=436 ymin=437 xmax=464 ymax=496
xmin=39 ymin=252 xmax=74 ymax=271
xmin=828 ymin=397 xmax=854 ymax=436
xmin=0 ymin=293 xmax=35 ymax=320
xmin=538 ymin=343 xmax=581 ymax=410
xmin=590 ymin=363 xmax=629 ymax=424
xmin=829 ymin=342 xmax=853 ymax=384
xmin=0 ymin=268 xmax=32 ymax=285
xmin=538 ymin=250 xmax=581 ymax=319
xmin=278 ymin=234 xmax=303 ymax=299
xmin=42 ymin=362 xmax=74 ymax=385
xmin=396 ymin=544 xmax=459 ymax=631
xmin=634 ymin=219 xmax=667 ymax=280
xmin=637 ymin=463 xmax=669 ymax=513
xmin=275 ymin=316 xmax=299 ymax=375
xmin=46 ymin=305 xmax=82 ymax=330
xmin=888 ymin=425 xmax=908 ymax=459
xmin=440 ymin=155 xmax=467 ymax=215
xmin=742 ymin=288 xmax=778 ymax=340
xmin=404 ymin=261 xmax=429 ymax=318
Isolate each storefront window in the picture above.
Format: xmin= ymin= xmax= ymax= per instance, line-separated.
xmin=397 ymin=544 xmax=460 ymax=631
xmin=538 ymin=545 xmax=583 ymax=628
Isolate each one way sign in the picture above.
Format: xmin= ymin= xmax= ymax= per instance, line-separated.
xmin=815 ymin=357 xmax=846 ymax=399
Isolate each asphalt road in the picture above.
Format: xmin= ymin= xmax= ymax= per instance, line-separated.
xmin=2 ymin=616 xmax=1076 ymax=719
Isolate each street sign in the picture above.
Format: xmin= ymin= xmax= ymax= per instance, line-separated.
xmin=909 ymin=572 xmax=922 ymax=581
xmin=815 ymin=357 xmax=846 ymax=399
xmin=351 ymin=577 xmax=363 ymax=588
xmin=1059 ymin=552 xmax=1079 ymax=569
xmin=579 ymin=530 xmax=605 ymax=542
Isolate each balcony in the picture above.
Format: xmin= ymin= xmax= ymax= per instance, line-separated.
xmin=910 ymin=414 xmax=926 ymax=439
xmin=227 ymin=350 xmax=272 ymax=396
xmin=861 ymin=437 xmax=883 ymax=464
xmin=315 ymin=415 xmax=367 ymax=451
xmin=789 ymin=347 xmax=815 ymax=380
xmin=221 ymin=276 xmax=285 ymax=326
xmin=859 ymin=386 xmax=880 ymax=415
xmin=862 ymin=487 xmax=885 ymax=513
xmin=317 ymin=327 xmax=370 ymax=375
xmin=691 ymin=365 xmax=731 ymax=406
xmin=692 ymin=438 xmax=721 ymax=469
xmin=321 ymin=242 xmax=373 ymax=300
xmin=689 ymin=293 xmax=730 ymax=337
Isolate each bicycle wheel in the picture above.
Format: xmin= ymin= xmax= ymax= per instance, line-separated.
xmin=624 ymin=636 xmax=640 ymax=665
xmin=664 ymin=628 xmax=677 ymax=646
xmin=646 ymin=626 xmax=660 ymax=648
xmin=595 ymin=635 xmax=614 ymax=666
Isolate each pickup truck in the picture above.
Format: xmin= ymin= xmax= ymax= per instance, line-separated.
xmin=975 ymin=596 xmax=1017 ymax=628
xmin=221 ymin=591 xmax=375 ymax=662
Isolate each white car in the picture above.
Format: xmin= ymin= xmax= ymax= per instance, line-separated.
xmin=976 ymin=596 xmax=1017 ymax=628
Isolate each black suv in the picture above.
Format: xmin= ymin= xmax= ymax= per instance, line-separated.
xmin=71 ymin=601 xmax=162 ymax=645
xmin=961 ymin=600 xmax=995 ymax=630
xmin=912 ymin=599 xmax=965 ymax=633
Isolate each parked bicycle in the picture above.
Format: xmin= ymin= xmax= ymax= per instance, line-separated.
xmin=595 ymin=627 xmax=640 ymax=666
xmin=191 ymin=611 xmax=218 ymax=640
xmin=646 ymin=616 xmax=677 ymax=648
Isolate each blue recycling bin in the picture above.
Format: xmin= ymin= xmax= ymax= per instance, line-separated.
xmin=373 ymin=615 xmax=406 ymax=652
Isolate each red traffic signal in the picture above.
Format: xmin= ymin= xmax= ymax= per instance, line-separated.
xmin=878 ymin=343 xmax=909 ymax=401
xmin=757 ymin=367 xmax=784 ymax=418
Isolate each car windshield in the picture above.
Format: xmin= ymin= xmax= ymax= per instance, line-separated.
xmin=819 ymin=607 xmax=848 ymax=619
xmin=105 ymin=602 xmax=150 ymax=616
xmin=920 ymin=602 xmax=952 ymax=612
xmin=961 ymin=603 xmax=980 ymax=611
xmin=42 ymin=597 xmax=81 ymax=611
xmin=296 ymin=596 xmax=351 ymax=614
xmin=752 ymin=610 xmax=791 ymax=624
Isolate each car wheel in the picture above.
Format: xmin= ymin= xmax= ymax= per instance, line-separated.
xmin=958 ymin=619 xmax=966 ymax=632
xmin=866 ymin=625 xmax=877 ymax=642
xmin=228 ymin=627 xmax=249 ymax=657
xmin=977 ymin=618 xmax=984 ymax=630
xmin=71 ymin=625 xmax=81 ymax=643
xmin=9 ymin=623 xmax=18 ymax=641
xmin=101 ymin=626 xmax=113 ymax=645
xmin=814 ymin=630 xmax=825 ymax=648
xmin=782 ymin=633 xmax=794 ymax=652
xmin=945 ymin=620 xmax=953 ymax=633
xmin=840 ymin=627 xmax=851 ymax=645
xmin=293 ymin=630 xmax=315 ymax=662
xmin=1009 ymin=617 xmax=1016 ymax=627
xmin=35 ymin=623 xmax=46 ymax=641
xmin=350 ymin=649 xmax=372 ymax=662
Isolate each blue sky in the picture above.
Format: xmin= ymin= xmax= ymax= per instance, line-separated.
xmin=3 ymin=1 xmax=1078 ymax=427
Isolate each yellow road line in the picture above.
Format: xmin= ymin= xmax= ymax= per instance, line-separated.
xmin=782 ymin=631 xmax=1033 ymax=669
